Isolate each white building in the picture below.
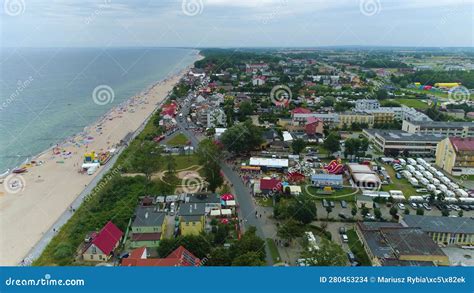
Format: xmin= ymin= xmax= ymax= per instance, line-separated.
xmin=355 ymin=99 xmax=380 ymax=111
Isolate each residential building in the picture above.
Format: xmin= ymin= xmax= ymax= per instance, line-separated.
xmin=436 ymin=137 xmax=474 ymax=175
xmin=130 ymin=206 xmax=167 ymax=248
xmin=356 ymin=222 xmax=449 ymax=266
xmin=122 ymin=246 xmax=200 ymax=267
xmin=252 ymin=76 xmax=266 ymax=86
xmin=82 ymin=221 xmax=123 ymax=262
xmin=400 ymin=215 xmax=474 ymax=246
xmin=339 ymin=112 xmax=374 ymax=128
xmin=304 ymin=117 xmax=324 ymax=136
xmin=355 ymin=99 xmax=380 ymax=111
xmin=363 ymin=129 xmax=444 ymax=157
xmin=178 ymin=203 xmax=206 ymax=236
xmin=292 ymin=112 xmax=339 ymax=125
xmin=402 ymin=120 xmax=474 ymax=138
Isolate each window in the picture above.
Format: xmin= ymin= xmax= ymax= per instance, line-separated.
xmin=91 ymin=246 xmax=97 ymax=254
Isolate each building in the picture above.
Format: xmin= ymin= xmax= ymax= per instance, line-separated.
xmin=339 ymin=112 xmax=374 ymax=128
xmin=310 ymin=173 xmax=343 ymax=188
xmin=363 ymin=129 xmax=444 ymax=157
xmin=206 ymin=108 xmax=227 ymax=128
xmin=304 ymin=117 xmax=324 ymax=136
xmin=252 ymin=76 xmax=266 ymax=86
xmin=347 ymin=163 xmax=381 ymax=190
xmin=258 ymin=178 xmax=283 ymax=195
xmin=355 ymin=99 xmax=380 ymax=111
xmin=249 ymin=157 xmax=289 ymax=170
xmin=82 ymin=221 xmax=123 ymax=262
xmin=356 ymin=222 xmax=449 ymax=266
xmin=436 ymin=137 xmax=474 ymax=175
xmin=130 ymin=206 xmax=167 ymax=248
xmin=401 ymin=215 xmax=474 ymax=246
xmin=292 ymin=112 xmax=339 ymax=125
xmin=385 ymin=106 xmax=432 ymax=122
xmin=402 ymin=120 xmax=474 ymax=138
xmin=122 ymin=246 xmax=200 ymax=267
xmin=178 ymin=203 xmax=206 ymax=236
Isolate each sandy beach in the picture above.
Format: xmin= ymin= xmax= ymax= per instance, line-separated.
xmin=0 ymin=62 xmax=197 ymax=266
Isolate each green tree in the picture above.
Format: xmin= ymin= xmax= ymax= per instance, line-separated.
xmin=441 ymin=209 xmax=450 ymax=217
xmin=196 ymin=139 xmax=224 ymax=192
xmin=374 ymin=208 xmax=382 ymax=219
xmin=277 ymin=219 xmax=302 ymax=246
xmin=404 ymin=209 xmax=410 ymax=215
xmin=238 ymin=101 xmax=255 ymax=118
xmin=230 ymin=226 xmax=266 ymax=261
xmin=325 ymin=206 xmax=333 ymax=219
xmin=300 ymin=239 xmax=347 ymax=266
xmin=131 ymin=141 xmax=161 ymax=182
xmin=323 ymin=132 xmax=341 ymax=154
xmin=351 ymin=206 xmax=358 ymax=217
xmin=458 ymin=210 xmax=464 ymax=217
xmin=292 ymin=138 xmax=306 ymax=155
xmin=232 ymin=252 xmax=266 ymax=266
xmin=416 ymin=208 xmax=424 ymax=215
xmin=220 ymin=121 xmax=263 ymax=154
xmin=206 ymin=248 xmax=232 ymax=266
xmin=389 ymin=206 xmax=398 ymax=218
xmin=290 ymin=197 xmax=317 ymax=224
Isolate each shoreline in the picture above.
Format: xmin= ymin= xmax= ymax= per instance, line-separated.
xmin=0 ymin=52 xmax=202 ymax=266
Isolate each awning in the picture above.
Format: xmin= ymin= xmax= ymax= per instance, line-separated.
xmin=240 ymin=166 xmax=261 ymax=171
xmin=221 ymin=209 xmax=232 ymax=216
xmin=210 ymin=210 xmax=221 ymax=216
xmin=224 ymin=200 xmax=236 ymax=206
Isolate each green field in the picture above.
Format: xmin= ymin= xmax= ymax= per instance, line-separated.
xmin=266 ymin=238 xmax=281 ymax=263
xmin=392 ymin=98 xmax=431 ymax=110
xmin=380 ymin=164 xmax=417 ymax=198
xmin=166 ymin=133 xmax=189 ymax=146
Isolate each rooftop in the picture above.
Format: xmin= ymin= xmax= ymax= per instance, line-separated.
xmin=450 ymin=137 xmax=474 ymax=152
xmin=178 ymin=202 xmax=206 ymax=216
xmin=132 ymin=206 xmax=166 ymax=228
xmin=402 ymin=215 xmax=474 ymax=234
xmin=365 ymin=129 xmax=444 ymax=142
xmin=406 ymin=120 xmax=474 ymax=129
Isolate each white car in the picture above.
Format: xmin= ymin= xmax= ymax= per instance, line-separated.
xmin=416 ymin=188 xmax=428 ymax=193
xmin=397 ymin=203 xmax=406 ymax=210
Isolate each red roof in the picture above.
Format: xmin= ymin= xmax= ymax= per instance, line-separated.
xmin=292 ymin=107 xmax=311 ymax=114
xmin=450 ymin=137 xmax=474 ymax=152
xmin=91 ymin=221 xmax=123 ymax=255
xmin=121 ymin=246 xmax=200 ymax=267
xmin=305 ymin=116 xmax=321 ymax=125
xmin=161 ymin=102 xmax=178 ymax=116
xmin=260 ymin=178 xmax=282 ymax=191
xmin=131 ymin=233 xmax=162 ymax=241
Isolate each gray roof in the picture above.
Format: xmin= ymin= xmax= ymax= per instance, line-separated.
xmin=408 ymin=121 xmax=474 ymax=129
xmin=365 ymin=129 xmax=444 ymax=142
xmin=132 ymin=206 xmax=166 ymax=228
xmin=178 ymin=202 xmax=206 ymax=216
xmin=402 ymin=215 xmax=474 ymax=234
xmin=186 ymin=193 xmax=220 ymax=204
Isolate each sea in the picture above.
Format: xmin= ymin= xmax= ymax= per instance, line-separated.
xmin=0 ymin=47 xmax=198 ymax=173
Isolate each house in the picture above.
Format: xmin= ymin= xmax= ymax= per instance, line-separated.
xmin=178 ymin=203 xmax=206 ymax=236
xmin=305 ymin=117 xmax=324 ymax=136
xmin=130 ymin=206 xmax=167 ymax=248
xmin=82 ymin=221 xmax=123 ymax=262
xmin=252 ymin=76 xmax=266 ymax=86
xmin=121 ymin=246 xmax=200 ymax=267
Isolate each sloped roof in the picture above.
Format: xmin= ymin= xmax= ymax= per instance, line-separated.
xmin=260 ymin=178 xmax=282 ymax=191
xmin=90 ymin=221 xmax=123 ymax=255
xmin=121 ymin=246 xmax=200 ymax=267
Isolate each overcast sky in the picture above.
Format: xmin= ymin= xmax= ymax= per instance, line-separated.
xmin=1 ymin=0 xmax=473 ymax=48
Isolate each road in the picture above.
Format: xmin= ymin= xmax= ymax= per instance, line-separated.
xmin=176 ymin=101 xmax=274 ymax=265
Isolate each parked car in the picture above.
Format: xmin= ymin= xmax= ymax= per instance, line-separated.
xmin=397 ymin=203 xmax=406 ymax=210
xmin=347 ymin=252 xmax=356 ymax=262
xmin=340 ymin=200 xmax=348 ymax=208
xmin=329 ymin=201 xmax=335 ymax=208
xmin=410 ymin=202 xmax=418 ymax=209
xmin=339 ymin=227 xmax=346 ymax=234
xmin=422 ymin=203 xmax=432 ymax=210
xmin=396 ymin=173 xmax=402 ymax=179
xmin=338 ymin=213 xmax=349 ymax=219
xmin=341 ymin=234 xmax=349 ymax=243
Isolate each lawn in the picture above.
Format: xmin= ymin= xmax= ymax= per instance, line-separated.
xmin=256 ymin=197 xmax=273 ymax=207
xmin=266 ymin=238 xmax=281 ymax=263
xmin=302 ymin=185 xmax=359 ymax=202
xmin=346 ymin=229 xmax=371 ymax=266
xmin=404 ymin=88 xmax=449 ymax=99
xmin=166 ymin=133 xmax=189 ymax=146
xmin=392 ymin=98 xmax=430 ymax=110
xmin=381 ymin=164 xmax=417 ymax=198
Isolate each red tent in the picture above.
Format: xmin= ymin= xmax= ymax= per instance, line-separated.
xmin=220 ymin=193 xmax=234 ymax=201
xmin=220 ymin=218 xmax=230 ymax=224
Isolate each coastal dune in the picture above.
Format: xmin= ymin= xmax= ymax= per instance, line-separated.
xmin=0 ymin=67 xmax=192 ymax=266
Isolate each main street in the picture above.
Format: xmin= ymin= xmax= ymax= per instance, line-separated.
xmin=176 ymin=100 xmax=274 ymax=265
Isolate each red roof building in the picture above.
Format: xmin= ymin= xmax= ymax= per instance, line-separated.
xmin=260 ymin=178 xmax=282 ymax=193
xmin=161 ymin=102 xmax=178 ymax=117
xmin=121 ymin=246 xmax=201 ymax=267
xmin=305 ymin=116 xmax=324 ymax=136
xmin=291 ymin=107 xmax=312 ymax=115
xmin=450 ymin=137 xmax=474 ymax=153
xmin=82 ymin=221 xmax=123 ymax=261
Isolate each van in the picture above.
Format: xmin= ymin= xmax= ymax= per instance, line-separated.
xmin=341 ymin=234 xmax=349 ymax=243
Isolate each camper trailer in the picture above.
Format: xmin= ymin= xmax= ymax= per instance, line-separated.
xmin=406 ymin=165 xmax=416 ymax=173
xmin=409 ymin=178 xmax=419 ymax=187
xmin=419 ymin=178 xmax=429 ymax=186
xmin=407 ymin=158 xmax=416 ymax=165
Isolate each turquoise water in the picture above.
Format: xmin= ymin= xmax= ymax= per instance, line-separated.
xmin=0 ymin=47 xmax=198 ymax=172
